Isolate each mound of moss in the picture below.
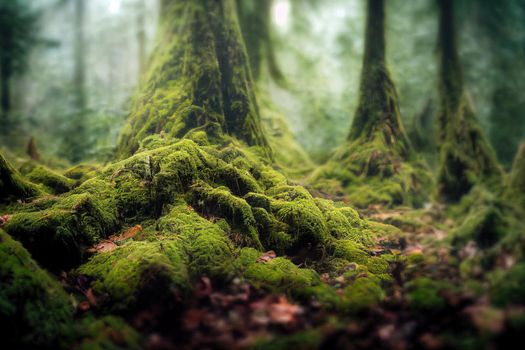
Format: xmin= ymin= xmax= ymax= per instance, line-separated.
xmin=0 ymin=153 xmax=42 ymax=203
xmin=0 ymin=229 xmax=73 ymax=348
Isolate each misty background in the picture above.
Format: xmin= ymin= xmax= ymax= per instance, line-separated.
xmin=1 ymin=0 xmax=524 ymax=167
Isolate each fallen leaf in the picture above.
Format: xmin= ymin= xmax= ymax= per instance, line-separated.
xmin=257 ymin=251 xmax=277 ymax=263
xmin=0 ymin=214 xmax=11 ymax=226
xmin=195 ymin=277 xmax=213 ymax=298
xmin=85 ymin=288 xmax=98 ymax=306
xmin=87 ymin=240 xmax=117 ymax=253
xmin=268 ymin=296 xmax=302 ymax=325
xmin=110 ymin=224 xmax=142 ymax=241
xmin=78 ymin=301 xmax=90 ymax=312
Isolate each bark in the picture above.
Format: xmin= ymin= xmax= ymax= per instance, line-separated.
xmin=117 ymin=0 xmax=271 ymax=158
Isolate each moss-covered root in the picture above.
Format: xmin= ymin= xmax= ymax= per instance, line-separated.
xmin=0 ymin=229 xmax=73 ymax=348
xmin=0 ymin=153 xmax=42 ymax=202
xmin=509 ymin=142 xmax=525 ymax=207
xmin=25 ymin=165 xmax=76 ymax=194
xmin=2 ymin=180 xmax=118 ymax=270
xmin=117 ymin=0 xmax=270 ymax=159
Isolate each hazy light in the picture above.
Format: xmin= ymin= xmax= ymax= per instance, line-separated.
xmin=273 ymin=0 xmax=290 ymax=28
xmin=108 ymin=0 xmax=121 ymax=14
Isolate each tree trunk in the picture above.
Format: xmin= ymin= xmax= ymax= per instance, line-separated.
xmin=436 ymin=0 xmax=502 ymax=202
xmin=236 ymin=0 xmax=283 ymax=83
xmin=136 ymin=0 xmax=146 ymax=77
xmin=117 ymin=0 xmax=270 ymax=158
xmin=348 ymin=0 xmax=410 ymax=156
xmin=0 ymin=57 xmax=11 ymax=129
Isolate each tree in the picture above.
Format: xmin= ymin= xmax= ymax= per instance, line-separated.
xmin=236 ymin=0 xmax=283 ymax=83
xmin=0 ymin=0 xmax=38 ymax=132
xmin=435 ymin=0 xmax=502 ymax=202
xmin=60 ymin=0 xmax=88 ymax=163
xmin=117 ymin=0 xmax=270 ymax=158
xmin=310 ymin=0 xmax=431 ymax=208
xmin=347 ymin=0 xmax=410 ymax=155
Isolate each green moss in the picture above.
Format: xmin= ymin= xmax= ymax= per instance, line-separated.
xmin=252 ymin=329 xmax=322 ymax=350
xmin=63 ymin=164 xmax=99 ymax=181
xmin=490 ymin=263 xmax=525 ymax=307
xmin=188 ymin=181 xmax=262 ymax=249
xmin=407 ymin=277 xmax=451 ymax=313
xmin=331 ymin=240 xmax=370 ymax=265
xmin=158 ymin=203 xmax=236 ymax=278
xmin=78 ymin=240 xmax=190 ymax=312
xmin=238 ymin=248 xmax=319 ymax=291
xmin=0 ymin=229 xmax=73 ymax=348
xmin=3 ymin=190 xmax=118 ymax=270
xmin=0 ymin=153 xmax=42 ymax=202
xmin=66 ymin=316 xmax=140 ymax=350
xmin=342 ymin=276 xmax=385 ymax=311
xmin=269 ymin=187 xmax=329 ymax=248
xmin=26 ymin=165 xmax=76 ymax=194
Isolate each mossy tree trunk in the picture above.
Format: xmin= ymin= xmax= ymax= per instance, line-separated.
xmin=436 ymin=0 xmax=502 ymax=202
xmin=348 ymin=0 xmax=410 ymax=157
xmin=236 ymin=0 xmax=283 ymax=83
xmin=117 ymin=0 xmax=270 ymax=158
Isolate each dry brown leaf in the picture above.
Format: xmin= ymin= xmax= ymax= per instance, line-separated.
xmin=88 ymin=240 xmax=117 ymax=253
xmin=268 ymin=296 xmax=302 ymax=325
xmin=257 ymin=250 xmax=277 ymax=263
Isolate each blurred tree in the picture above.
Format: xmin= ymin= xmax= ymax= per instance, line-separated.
xmin=472 ymin=0 xmax=525 ymax=166
xmin=0 ymin=0 xmax=38 ymax=132
xmin=348 ymin=0 xmax=410 ymax=154
xmin=435 ymin=0 xmax=502 ymax=202
xmin=236 ymin=0 xmax=283 ymax=83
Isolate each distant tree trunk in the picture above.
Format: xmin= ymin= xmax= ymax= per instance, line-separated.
xmin=62 ymin=0 xmax=87 ymax=163
xmin=0 ymin=57 xmax=11 ymax=125
xmin=118 ymin=0 xmax=271 ymax=158
xmin=236 ymin=0 xmax=283 ymax=83
xmin=348 ymin=0 xmax=410 ymax=156
xmin=435 ymin=0 xmax=502 ymax=202
xmin=26 ymin=137 xmax=40 ymax=161
xmin=136 ymin=0 xmax=146 ymax=77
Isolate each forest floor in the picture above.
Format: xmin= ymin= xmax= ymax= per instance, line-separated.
xmin=56 ymin=198 xmax=511 ymax=350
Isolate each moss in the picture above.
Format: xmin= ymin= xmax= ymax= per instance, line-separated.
xmin=342 ymin=276 xmax=385 ymax=311
xmin=26 ymin=165 xmax=76 ymax=194
xmin=252 ymin=329 xmax=322 ymax=350
xmin=331 ymin=240 xmax=370 ymax=265
xmin=450 ymin=204 xmax=507 ymax=249
xmin=315 ymin=198 xmax=372 ymax=245
xmin=157 ymin=203 xmax=236 ymax=278
xmin=490 ymin=263 xmax=525 ymax=307
xmin=237 ymin=247 xmax=319 ymax=291
xmin=407 ymin=277 xmax=451 ymax=313
xmin=188 ymin=181 xmax=262 ymax=249
xmin=78 ymin=240 xmax=190 ymax=312
xmin=0 ymin=229 xmax=73 ymax=348
xmin=0 ymin=153 xmax=42 ymax=202
xmin=268 ymin=187 xmax=329 ymax=249
xmin=3 ymin=190 xmax=118 ymax=270
xmin=509 ymin=142 xmax=525 ymax=208
xmin=63 ymin=164 xmax=99 ymax=181
xmin=66 ymin=316 xmax=140 ymax=350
